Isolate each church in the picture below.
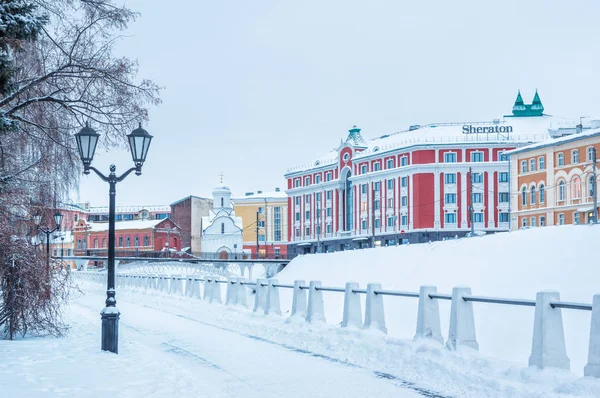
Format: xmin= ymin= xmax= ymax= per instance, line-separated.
xmin=200 ymin=181 xmax=244 ymax=259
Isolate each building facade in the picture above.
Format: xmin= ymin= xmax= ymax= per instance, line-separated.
xmin=170 ymin=195 xmax=212 ymax=254
xmin=509 ymin=127 xmax=600 ymax=229
xmin=84 ymin=203 xmax=171 ymax=222
xmin=284 ymin=91 xmax=581 ymax=255
xmin=200 ymin=183 xmax=244 ymax=258
xmin=233 ymin=189 xmax=288 ymax=258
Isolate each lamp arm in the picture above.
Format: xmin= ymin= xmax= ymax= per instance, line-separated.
xmin=87 ymin=166 xmax=110 ymax=182
xmin=116 ymin=166 xmax=139 ymax=182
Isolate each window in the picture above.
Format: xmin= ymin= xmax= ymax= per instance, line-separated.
xmin=557 ymin=153 xmax=564 ymax=166
xmin=572 ymin=150 xmax=579 ymax=164
xmin=499 ymin=212 xmax=509 ymax=223
xmin=361 ymin=184 xmax=367 ymax=194
xmin=295 ymin=212 xmax=300 ymax=221
xmin=294 ymin=179 xmax=300 ymax=188
xmin=522 ymin=218 xmax=528 ymax=228
xmin=499 ymin=172 xmax=509 ymax=183
xmin=530 ymin=159 xmax=536 ymax=172
xmin=558 ymin=213 xmax=565 ymax=225
xmin=445 ymin=213 xmax=457 ymax=223
xmin=558 ymin=180 xmax=566 ymax=201
xmin=401 ymin=177 xmax=408 ymax=187
xmin=401 ymin=215 xmax=408 ymax=225
xmin=473 ymin=213 xmax=484 ymax=223
xmin=588 ymin=147 xmax=596 ymax=162
xmin=326 ymin=190 xmax=332 ymax=200
xmin=444 ymin=152 xmax=456 ymax=163
xmin=316 ymin=192 xmax=321 ymax=202
xmin=326 ymin=224 xmax=332 ymax=234
xmin=305 ymin=227 xmax=310 ymax=236
xmin=387 ymin=198 xmax=394 ymax=208
xmin=361 ymin=202 xmax=367 ymax=213
xmin=361 ymin=165 xmax=368 ymax=174
xmin=445 ymin=173 xmax=456 ymax=184
xmin=304 ymin=196 xmax=310 ymax=204
xmin=530 ymin=186 xmax=536 ymax=204
xmin=144 ymin=236 xmax=149 ymax=246
xmin=401 ymin=196 xmax=408 ymax=207
xmin=259 ymin=205 xmax=265 ymax=213
xmin=295 ymin=228 xmax=300 ymax=237
xmin=540 ymin=216 xmax=546 ymax=226
xmin=295 ymin=197 xmax=300 ymax=205
xmin=119 ymin=237 xmax=123 ymax=247
xmin=472 ymin=173 xmax=483 ymax=183
xmin=387 ymin=179 xmax=394 ymax=190
xmin=498 ymin=192 xmax=509 ymax=203
xmin=94 ymin=238 xmax=98 ymax=248
xmin=574 ymin=212 xmax=581 ymax=225
xmin=539 ymin=184 xmax=545 ymax=203
xmin=531 ymin=217 xmax=537 ymax=227
xmin=135 ymin=236 xmax=139 ymax=246
xmin=471 ymin=152 xmax=483 ymax=162
xmin=326 ymin=208 xmax=332 ymax=217
xmin=522 ymin=187 xmax=527 ymax=206
xmin=102 ymin=238 xmax=106 ymax=248
xmin=539 ymin=157 xmax=545 ymax=170
xmin=445 ymin=193 xmax=457 ymax=204
xmin=374 ymin=200 xmax=380 ymax=210
xmin=374 ymin=163 xmax=381 ymax=171
xmin=387 ymin=217 xmax=394 ymax=227
xmin=374 ymin=219 xmax=381 ymax=228
xmin=374 ymin=182 xmax=380 ymax=191
xmin=126 ymin=237 xmax=131 ymax=247
xmin=305 ymin=210 xmax=310 ymax=220
xmin=326 ymin=172 xmax=332 ymax=182
xmin=304 ymin=176 xmax=311 ymax=186
xmin=572 ymin=176 xmax=581 ymax=199
xmin=274 ymin=248 xmax=280 ymax=257
xmin=400 ymin=156 xmax=408 ymax=166
xmin=386 ymin=159 xmax=394 ymax=169
xmin=220 ymin=197 xmax=224 ymax=207
xmin=500 ymin=152 xmax=509 ymax=161
xmin=361 ymin=220 xmax=367 ymax=230
xmin=472 ymin=193 xmax=482 ymax=203
xmin=258 ymin=234 xmax=266 ymax=242
xmin=521 ymin=160 xmax=527 ymax=173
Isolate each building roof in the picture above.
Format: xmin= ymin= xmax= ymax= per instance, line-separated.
xmin=506 ymin=127 xmax=600 ymax=156
xmin=88 ymin=204 xmax=171 ymax=214
xmin=233 ymin=190 xmax=287 ymax=202
xmin=170 ymin=195 xmax=212 ymax=207
xmin=88 ymin=219 xmax=165 ymax=232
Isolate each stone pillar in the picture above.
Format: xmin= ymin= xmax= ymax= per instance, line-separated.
xmin=529 ymin=291 xmax=570 ymax=370
xmin=265 ymin=279 xmax=281 ymax=315
xmin=446 ymin=287 xmax=478 ymax=350
xmin=414 ymin=285 xmax=443 ymax=344
xmin=585 ymin=294 xmax=600 ymax=377
xmin=253 ymin=278 xmax=268 ymax=313
xmin=306 ymin=281 xmax=325 ymax=323
xmin=226 ymin=277 xmax=238 ymax=306
xmin=236 ymin=279 xmax=248 ymax=308
xmin=210 ymin=279 xmax=222 ymax=304
xmin=341 ymin=282 xmax=362 ymax=329
xmin=289 ymin=280 xmax=307 ymax=320
xmin=364 ymin=283 xmax=386 ymax=333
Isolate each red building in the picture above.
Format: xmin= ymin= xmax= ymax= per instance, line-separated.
xmin=73 ymin=218 xmax=182 ymax=254
xmin=284 ymin=92 xmax=579 ymax=255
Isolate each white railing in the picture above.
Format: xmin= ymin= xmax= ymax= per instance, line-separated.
xmin=75 ymin=273 xmax=600 ymax=378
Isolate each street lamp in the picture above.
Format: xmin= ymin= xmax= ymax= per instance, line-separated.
xmin=34 ymin=211 xmax=63 ymax=274
xmin=75 ymin=122 xmax=153 ymax=354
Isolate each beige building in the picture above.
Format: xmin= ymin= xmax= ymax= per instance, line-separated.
xmin=509 ymin=128 xmax=600 ymax=229
xmin=233 ymin=189 xmax=288 ymax=258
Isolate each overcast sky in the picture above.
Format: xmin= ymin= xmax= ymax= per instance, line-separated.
xmin=76 ymin=0 xmax=600 ymax=206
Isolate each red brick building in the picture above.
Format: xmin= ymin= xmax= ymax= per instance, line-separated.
xmin=170 ymin=195 xmax=212 ymax=254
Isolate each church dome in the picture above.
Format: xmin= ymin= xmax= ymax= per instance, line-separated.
xmin=212 ymin=183 xmax=231 ymax=195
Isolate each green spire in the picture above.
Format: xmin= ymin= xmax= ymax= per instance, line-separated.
xmin=509 ymin=89 xmax=544 ymax=117
xmin=532 ymin=89 xmax=541 ymax=104
xmin=514 ymin=90 xmax=524 ymax=106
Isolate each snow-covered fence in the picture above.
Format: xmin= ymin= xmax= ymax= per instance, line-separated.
xmin=75 ymin=272 xmax=599 ymax=377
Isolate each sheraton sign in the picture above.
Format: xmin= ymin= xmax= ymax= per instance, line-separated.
xmin=462 ymin=125 xmax=513 ymax=134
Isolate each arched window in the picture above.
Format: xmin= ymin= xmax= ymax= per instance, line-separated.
xmin=558 ymin=180 xmax=566 ymax=201
xmin=119 ymin=237 xmax=123 ymax=247
xmin=530 ymin=186 xmax=536 ymax=204
xmin=588 ymin=147 xmax=595 ymax=162
xmin=102 ymin=238 xmax=106 ymax=248
xmin=530 ymin=159 xmax=536 ymax=172
xmin=539 ymin=184 xmax=545 ymax=203
xmin=571 ymin=176 xmax=581 ymax=199
xmin=134 ymin=236 xmax=139 ymax=247
xmin=221 ymin=223 xmax=225 ymax=234
xmin=521 ymin=187 xmax=527 ymax=206
xmin=77 ymin=239 xmax=82 ymax=249
xmin=126 ymin=236 xmax=131 ymax=247
xmin=221 ymin=197 xmax=224 ymax=207
xmin=94 ymin=238 xmax=98 ymax=248
xmin=144 ymin=235 xmax=149 ymax=246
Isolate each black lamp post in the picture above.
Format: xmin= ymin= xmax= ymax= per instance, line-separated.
xmin=75 ymin=122 xmax=152 ymax=354
xmin=34 ymin=211 xmax=63 ymax=274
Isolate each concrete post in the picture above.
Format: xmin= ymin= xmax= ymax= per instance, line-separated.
xmin=186 ymin=278 xmax=195 ymax=298
xmin=253 ymin=278 xmax=268 ymax=313
xmin=290 ymin=280 xmax=307 ymax=319
xmin=203 ymin=278 xmax=213 ymax=301
xmin=306 ymin=281 xmax=326 ymax=323
xmin=210 ymin=279 xmax=222 ymax=304
xmin=226 ymin=277 xmax=238 ymax=306
xmin=170 ymin=275 xmax=183 ymax=295
xmin=529 ymin=291 xmax=570 ymax=370
xmin=160 ymin=276 xmax=169 ymax=293
xmin=585 ymin=294 xmax=600 ymax=377
xmin=237 ymin=279 xmax=248 ymax=308
xmin=265 ymin=279 xmax=281 ymax=315
xmin=446 ymin=287 xmax=478 ymax=351
xmin=364 ymin=283 xmax=387 ymax=333
xmin=415 ymin=285 xmax=443 ymax=344
xmin=341 ymin=282 xmax=362 ymax=328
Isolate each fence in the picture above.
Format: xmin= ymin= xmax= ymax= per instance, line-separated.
xmin=75 ymin=272 xmax=600 ymax=377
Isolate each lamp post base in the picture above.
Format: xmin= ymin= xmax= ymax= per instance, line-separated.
xmin=100 ymin=306 xmax=120 ymax=354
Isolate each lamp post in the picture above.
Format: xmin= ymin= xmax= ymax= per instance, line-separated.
xmin=33 ymin=211 xmax=63 ymax=275
xmin=75 ymin=122 xmax=153 ymax=354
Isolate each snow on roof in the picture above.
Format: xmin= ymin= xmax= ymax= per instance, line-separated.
xmin=88 ymin=205 xmax=171 ymax=214
xmin=88 ymin=219 xmax=164 ymax=232
xmin=286 ymin=115 xmax=579 ymax=174
xmin=506 ymin=127 xmax=600 ymax=155
xmin=233 ymin=190 xmax=288 ymax=201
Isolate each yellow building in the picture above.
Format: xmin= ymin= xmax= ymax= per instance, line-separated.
xmin=233 ymin=189 xmax=288 ymax=258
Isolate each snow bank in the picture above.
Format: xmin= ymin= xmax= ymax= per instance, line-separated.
xmin=277 ymin=225 xmax=600 ymax=375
